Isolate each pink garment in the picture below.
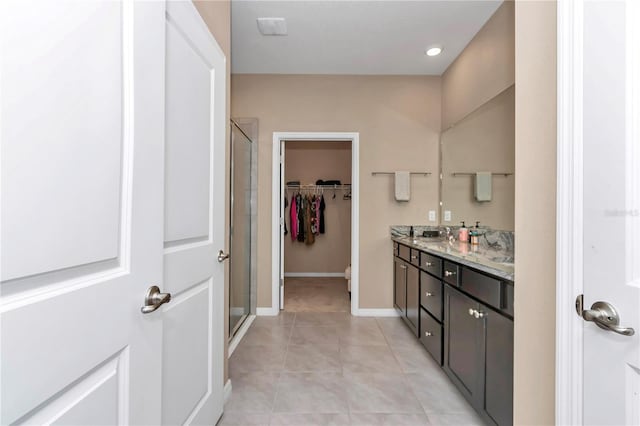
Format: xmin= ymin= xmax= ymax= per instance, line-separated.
xmin=290 ymin=196 xmax=297 ymax=241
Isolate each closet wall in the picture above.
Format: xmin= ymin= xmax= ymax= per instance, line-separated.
xmin=284 ymin=141 xmax=351 ymax=275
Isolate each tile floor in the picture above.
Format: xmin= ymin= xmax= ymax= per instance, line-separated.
xmin=283 ymin=278 xmax=351 ymax=312
xmin=221 ymin=312 xmax=485 ymax=426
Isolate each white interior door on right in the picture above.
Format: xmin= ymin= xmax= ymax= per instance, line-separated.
xmin=161 ymin=2 xmax=226 ymax=425
xmin=582 ymin=0 xmax=640 ymax=424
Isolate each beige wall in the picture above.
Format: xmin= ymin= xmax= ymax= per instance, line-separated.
xmin=441 ymin=1 xmax=515 ymax=130
xmin=232 ymin=74 xmax=441 ymax=309
xmin=513 ymin=1 xmax=556 ymax=424
xmin=193 ymin=0 xmax=231 ymax=383
xmin=284 ymin=141 xmax=352 ymax=274
xmin=441 ymin=85 xmax=515 ymax=230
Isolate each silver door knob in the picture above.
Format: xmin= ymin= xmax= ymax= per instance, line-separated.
xmin=468 ymin=308 xmax=475 ymax=316
xmin=425 ymin=262 xmax=433 ymax=267
xmin=474 ymin=310 xmax=486 ymax=319
xmin=426 ymin=292 xmax=433 ymax=297
xmin=218 ymin=250 xmax=230 ymax=263
xmin=581 ymin=300 xmax=635 ymax=336
xmin=141 ymin=286 xmax=171 ymax=314
xmin=445 ymin=270 xmax=456 ymax=277
xmin=424 ymin=331 xmax=432 ymax=337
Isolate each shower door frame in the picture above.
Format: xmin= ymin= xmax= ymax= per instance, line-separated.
xmin=229 ymin=119 xmax=258 ymax=337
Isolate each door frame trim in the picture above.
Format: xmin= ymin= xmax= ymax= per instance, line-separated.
xmin=556 ymin=0 xmax=584 ymax=424
xmin=270 ymin=132 xmax=360 ymax=316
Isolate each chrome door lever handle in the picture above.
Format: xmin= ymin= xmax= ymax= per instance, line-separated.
xmin=581 ymin=301 xmax=635 ymax=336
xmin=141 ymin=285 xmax=171 ymax=314
xmin=218 ymin=250 xmax=229 ymax=263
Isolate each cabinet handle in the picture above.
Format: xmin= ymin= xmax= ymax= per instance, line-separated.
xmin=474 ymin=310 xmax=486 ymax=319
xmin=468 ymin=308 xmax=476 ymax=316
xmin=426 ymin=292 xmax=433 ymax=297
xmin=424 ymin=331 xmax=432 ymax=337
xmin=411 ymin=255 xmax=418 ymax=260
xmin=400 ymin=265 xmax=407 ymax=270
xmin=445 ymin=270 xmax=456 ymax=277
xmin=425 ymin=262 xmax=433 ymax=267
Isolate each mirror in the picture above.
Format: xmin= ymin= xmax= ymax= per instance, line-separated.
xmin=440 ymin=85 xmax=515 ymax=231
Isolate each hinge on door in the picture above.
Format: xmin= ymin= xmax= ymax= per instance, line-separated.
xmin=575 ymin=294 xmax=584 ymax=317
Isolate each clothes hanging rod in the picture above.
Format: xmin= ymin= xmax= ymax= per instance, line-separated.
xmin=286 ymin=184 xmax=351 ymax=188
xmin=452 ymin=172 xmax=513 ymax=177
xmin=371 ymin=172 xmax=431 ymax=176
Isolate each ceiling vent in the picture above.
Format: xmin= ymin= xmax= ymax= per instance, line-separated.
xmin=257 ymin=17 xmax=287 ymax=36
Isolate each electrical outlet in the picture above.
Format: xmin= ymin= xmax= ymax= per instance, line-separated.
xmin=428 ymin=210 xmax=436 ymax=222
xmin=444 ymin=210 xmax=452 ymax=222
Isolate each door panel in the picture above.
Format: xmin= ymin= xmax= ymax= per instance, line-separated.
xmin=394 ymin=257 xmax=406 ymax=313
xmin=0 ymin=1 xmax=165 ymax=424
xmin=0 ymin=1 xmax=123 ymax=282
xmin=485 ymin=310 xmax=514 ymax=426
xmin=445 ymin=287 xmax=481 ymax=401
xmin=582 ymin=1 xmax=640 ymax=424
xmin=162 ymin=2 xmax=226 ymax=425
xmin=162 ymin=280 xmax=212 ymax=425
xmin=164 ymin=17 xmax=212 ymax=245
xmin=406 ymin=264 xmax=419 ymax=333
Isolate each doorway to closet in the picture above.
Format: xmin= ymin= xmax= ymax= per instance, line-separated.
xmin=272 ymin=132 xmax=360 ymax=315
xmin=283 ymin=141 xmax=352 ymax=312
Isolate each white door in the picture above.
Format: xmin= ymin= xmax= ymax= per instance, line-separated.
xmin=581 ymin=0 xmax=640 ymax=424
xmin=1 ymin=1 xmax=165 ymax=424
xmin=161 ymin=2 xmax=226 ymax=425
xmin=280 ymin=140 xmax=285 ymax=310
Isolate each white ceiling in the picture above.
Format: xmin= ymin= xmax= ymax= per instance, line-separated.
xmin=231 ymin=0 xmax=503 ymax=75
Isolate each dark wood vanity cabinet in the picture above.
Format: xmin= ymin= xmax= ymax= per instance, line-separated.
xmin=393 ymin=257 xmax=406 ymax=314
xmin=392 ymin=240 xmax=514 ymax=426
xmin=444 ymin=284 xmax=514 ymax=426
xmin=393 ymin=253 xmax=419 ymax=336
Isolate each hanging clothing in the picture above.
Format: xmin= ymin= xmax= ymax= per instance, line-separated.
xmin=310 ymin=195 xmax=318 ymax=235
xmin=296 ymin=194 xmax=305 ymax=242
xmin=319 ymin=195 xmax=326 ymax=234
xmin=304 ymin=195 xmax=315 ymax=245
xmin=289 ymin=195 xmax=297 ymax=241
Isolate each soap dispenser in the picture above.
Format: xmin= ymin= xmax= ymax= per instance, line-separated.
xmin=458 ymin=222 xmax=469 ymax=243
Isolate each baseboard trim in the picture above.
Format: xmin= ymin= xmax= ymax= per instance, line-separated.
xmin=284 ymin=272 xmax=346 ymax=278
xmin=354 ymin=308 xmax=400 ymax=317
xmin=256 ymin=307 xmax=279 ymax=316
xmin=224 ymin=379 xmax=232 ymax=404
xmin=228 ymin=314 xmax=255 ymax=357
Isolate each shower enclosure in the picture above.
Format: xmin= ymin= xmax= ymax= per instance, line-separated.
xmin=229 ymin=119 xmax=257 ymax=337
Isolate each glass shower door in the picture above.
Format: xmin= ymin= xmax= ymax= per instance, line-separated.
xmin=229 ymin=121 xmax=253 ymax=336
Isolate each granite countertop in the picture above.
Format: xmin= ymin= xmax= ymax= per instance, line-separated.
xmin=392 ymin=235 xmax=515 ymax=282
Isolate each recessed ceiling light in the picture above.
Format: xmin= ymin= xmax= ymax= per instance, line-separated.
xmin=257 ymin=18 xmax=287 ymax=36
xmin=426 ymin=46 xmax=443 ymax=57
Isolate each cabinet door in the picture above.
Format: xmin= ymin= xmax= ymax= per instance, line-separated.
xmin=406 ymin=263 xmax=420 ymax=335
xmin=485 ymin=309 xmax=514 ymax=426
xmin=444 ymin=286 xmax=483 ymax=406
xmin=394 ymin=257 xmax=406 ymax=315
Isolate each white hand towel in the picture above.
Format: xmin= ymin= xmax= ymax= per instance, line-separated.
xmin=395 ymin=171 xmax=411 ymax=202
xmin=475 ymin=172 xmax=492 ymax=202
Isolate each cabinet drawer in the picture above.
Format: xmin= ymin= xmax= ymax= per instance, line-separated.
xmin=461 ymin=268 xmax=501 ymax=310
xmin=420 ymin=252 xmax=442 ymax=277
xmin=420 ymin=271 xmax=442 ymax=322
xmin=443 ymin=261 xmax=459 ymax=286
xmin=420 ymin=308 xmax=442 ymax=365
xmin=398 ymin=244 xmax=411 ymax=262
xmin=410 ymin=249 xmax=421 ymax=267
